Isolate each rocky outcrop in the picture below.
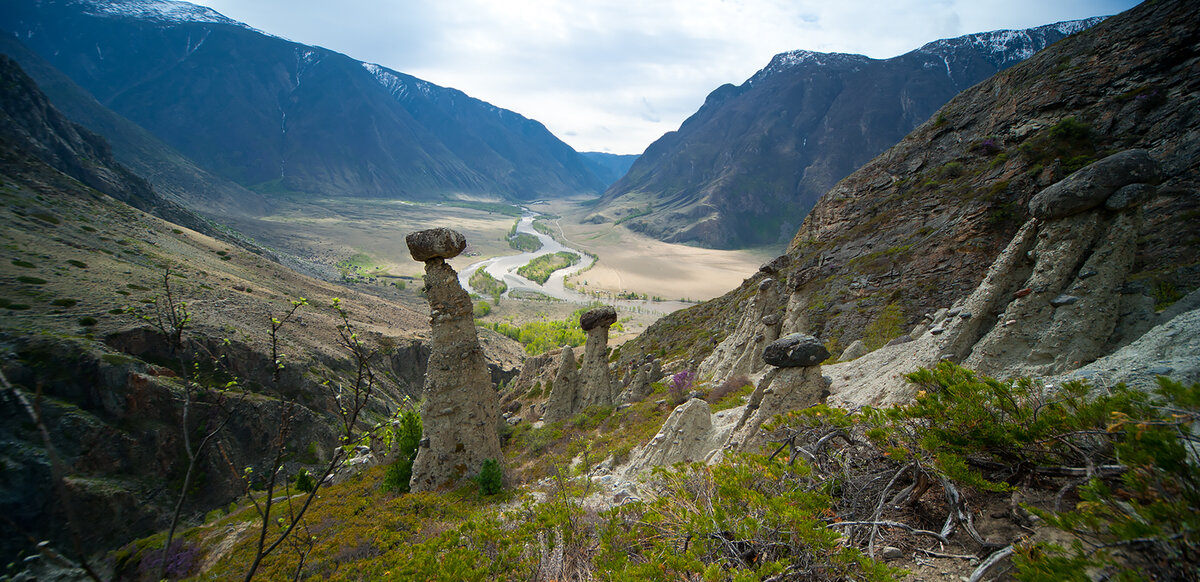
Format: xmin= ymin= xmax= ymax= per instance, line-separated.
xmin=544 ymin=347 xmax=581 ymax=423
xmin=407 ymin=228 xmax=503 ymax=491
xmin=839 ymin=340 xmax=868 ymax=362
xmin=825 ymin=150 xmax=1169 ymax=405
xmin=698 ymin=277 xmax=784 ymax=385
xmin=578 ymin=306 xmax=618 ymax=410
xmin=722 ymin=365 xmax=829 ymax=455
xmin=1028 ymin=149 xmax=1159 ymax=219
xmin=762 ymin=333 xmax=830 ymax=367
xmin=625 ymin=399 xmax=731 ymax=472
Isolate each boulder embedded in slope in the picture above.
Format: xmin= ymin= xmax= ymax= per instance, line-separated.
xmin=1028 ymin=149 xmax=1159 ymax=219
xmin=763 ymin=333 xmax=829 ymax=367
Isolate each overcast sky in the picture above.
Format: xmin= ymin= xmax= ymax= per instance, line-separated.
xmin=197 ymin=0 xmax=1139 ymax=155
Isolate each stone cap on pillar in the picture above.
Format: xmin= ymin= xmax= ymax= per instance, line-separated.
xmin=406 ymin=228 xmax=467 ymax=262
xmin=580 ymin=305 xmax=618 ymax=331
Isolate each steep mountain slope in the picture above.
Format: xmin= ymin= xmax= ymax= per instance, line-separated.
xmin=2 ymin=0 xmax=603 ymax=201
xmin=0 ymin=33 xmax=270 ymax=216
xmin=581 ymin=152 xmax=639 ymax=188
xmin=591 ymin=18 xmax=1103 ymax=249
xmin=0 ymin=56 xmax=523 ymax=559
xmin=618 ymin=0 xmax=1198 ymax=376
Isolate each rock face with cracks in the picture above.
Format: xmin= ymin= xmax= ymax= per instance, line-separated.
xmin=699 ymin=277 xmax=784 ymax=385
xmin=407 ymin=228 xmax=502 ymax=492
xmin=578 ymin=306 xmax=618 ymax=409
xmin=543 ymin=347 xmax=580 ymax=423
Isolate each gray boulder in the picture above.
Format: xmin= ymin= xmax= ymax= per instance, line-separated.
xmin=1028 ymin=149 xmax=1159 ymax=219
xmin=405 ymin=227 xmax=467 ymax=262
xmin=763 ymin=333 xmax=829 ymax=367
xmin=580 ymin=305 xmax=618 ymax=331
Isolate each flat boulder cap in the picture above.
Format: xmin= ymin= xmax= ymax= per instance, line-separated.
xmin=580 ymin=305 xmax=618 ymax=330
xmin=407 ymin=228 xmax=467 ymax=261
xmin=763 ymin=333 xmax=830 ymax=367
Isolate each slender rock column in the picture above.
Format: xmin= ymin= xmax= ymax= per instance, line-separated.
xmin=543 ymin=347 xmax=579 ymax=422
xmin=406 ymin=228 xmax=502 ymax=491
xmin=577 ymin=306 xmax=618 ymax=409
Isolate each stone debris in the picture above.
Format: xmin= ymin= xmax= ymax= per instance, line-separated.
xmin=407 ymin=228 xmax=503 ymax=492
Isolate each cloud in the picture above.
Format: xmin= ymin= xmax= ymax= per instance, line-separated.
xmin=198 ymin=0 xmax=1139 ymax=154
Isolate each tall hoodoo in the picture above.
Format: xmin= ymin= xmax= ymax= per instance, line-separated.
xmin=406 ymin=228 xmax=502 ymax=491
xmin=578 ymin=305 xmax=618 ymax=409
xmin=543 ymin=347 xmax=580 ymax=423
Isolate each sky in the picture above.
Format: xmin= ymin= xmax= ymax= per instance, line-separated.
xmin=197 ymin=0 xmax=1140 ymax=155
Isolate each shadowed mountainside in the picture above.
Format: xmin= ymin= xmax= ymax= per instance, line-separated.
xmin=2 ymin=0 xmax=604 ymax=202
xmin=592 ymin=18 xmax=1104 ymax=249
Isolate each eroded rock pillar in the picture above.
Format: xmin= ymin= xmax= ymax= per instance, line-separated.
xmin=578 ymin=306 xmax=618 ymax=409
xmin=406 ymin=228 xmax=502 ymax=491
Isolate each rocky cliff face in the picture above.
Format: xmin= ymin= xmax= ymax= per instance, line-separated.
xmin=619 ymin=0 xmax=1199 ymax=390
xmin=590 ymin=19 xmax=1102 ymax=248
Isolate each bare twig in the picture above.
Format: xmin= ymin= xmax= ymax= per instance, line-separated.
xmin=967 ymin=544 xmax=1013 ymax=582
xmin=828 ymin=520 xmax=949 ymax=544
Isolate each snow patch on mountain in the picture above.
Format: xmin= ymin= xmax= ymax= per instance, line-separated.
xmin=751 ymin=50 xmax=868 ymax=83
xmin=77 ymin=0 xmax=266 ymax=34
xmin=916 ymin=17 xmax=1106 ymax=67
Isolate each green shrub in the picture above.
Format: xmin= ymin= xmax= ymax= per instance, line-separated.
xmin=66 ymin=260 xmax=88 ymax=268
xmin=11 ymin=259 xmax=35 ymax=268
xmin=79 ymin=316 xmax=98 ymax=326
xmin=294 ymin=469 xmax=316 ymax=493
xmin=382 ymin=410 xmax=423 ymax=494
xmin=468 ymin=269 xmax=507 ymax=297
xmin=17 ymin=276 xmax=47 ymax=285
xmin=475 ymin=458 xmax=503 ymax=495
xmin=473 ymin=301 xmax=492 ymax=318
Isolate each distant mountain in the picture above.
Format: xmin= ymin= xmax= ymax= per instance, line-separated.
xmin=580 ymin=152 xmax=639 ymax=188
xmin=591 ymin=18 xmax=1104 ymax=248
xmin=1 ymin=0 xmax=604 ymax=201
xmin=618 ymin=0 xmax=1197 ymax=372
xmin=0 ymin=33 xmax=270 ymax=216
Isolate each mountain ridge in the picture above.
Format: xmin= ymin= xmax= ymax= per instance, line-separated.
xmin=592 ymin=17 xmax=1106 ymax=249
xmin=2 ymin=0 xmax=605 ymax=202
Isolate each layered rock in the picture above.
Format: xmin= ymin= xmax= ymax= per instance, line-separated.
xmin=407 ymin=228 xmax=502 ymax=491
xmin=698 ymin=277 xmax=784 ymax=385
xmin=578 ymin=306 xmax=618 ymax=409
xmin=825 ymin=150 xmax=1167 ymax=405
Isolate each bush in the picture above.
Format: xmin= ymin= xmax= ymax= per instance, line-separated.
xmin=294 ymin=469 xmax=316 ymax=493
xmin=473 ymin=300 xmax=491 ymax=318
xmin=667 ymin=370 xmax=695 ymax=405
xmin=476 ymin=458 xmax=503 ymax=495
xmin=382 ymin=410 xmax=422 ymax=494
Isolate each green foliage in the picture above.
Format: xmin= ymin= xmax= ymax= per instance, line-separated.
xmin=475 ymin=458 xmax=503 ymax=495
xmin=11 ymin=259 xmax=35 ymax=268
xmin=294 ymin=469 xmax=316 ymax=493
xmin=472 ymin=300 xmax=492 ymax=318
xmin=597 ymin=456 xmax=898 ymax=581
xmin=468 ymin=268 xmax=507 ymax=297
xmin=1151 ymin=280 xmax=1184 ymax=310
xmin=78 ymin=316 xmax=98 ymax=326
xmin=16 ymin=276 xmax=46 ymax=285
xmin=862 ymin=303 xmax=905 ymax=350
xmin=1019 ymin=116 xmax=1097 ymax=174
xmin=50 ymin=298 xmax=78 ymax=307
xmin=1013 ymin=377 xmax=1200 ymax=580
xmin=939 ymin=161 xmax=965 ymax=178
xmin=507 ymin=232 xmax=542 ymax=253
xmin=66 ymin=259 xmax=88 ymax=268
xmin=517 ymin=251 xmax=580 ymax=284
xmin=480 ymin=305 xmax=618 ymax=355
xmin=382 ymin=410 xmax=423 ymax=494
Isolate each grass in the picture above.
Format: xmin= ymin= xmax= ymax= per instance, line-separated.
xmin=517 ymin=252 xmax=580 ymax=285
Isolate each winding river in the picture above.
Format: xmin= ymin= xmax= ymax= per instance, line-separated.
xmin=459 ymin=213 xmax=692 ymax=314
